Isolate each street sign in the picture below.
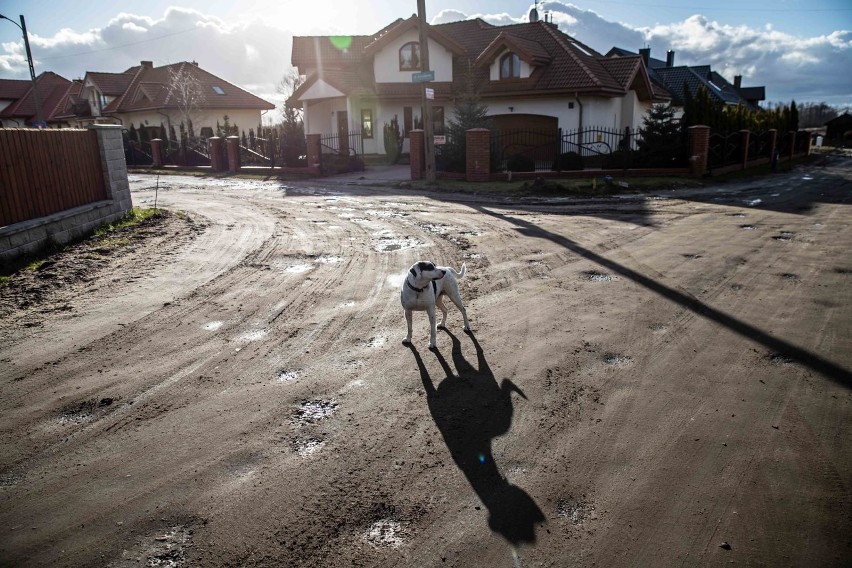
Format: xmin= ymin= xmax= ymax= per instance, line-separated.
xmin=411 ymin=70 xmax=435 ymax=83
xmin=425 ymin=87 xmax=434 ymax=100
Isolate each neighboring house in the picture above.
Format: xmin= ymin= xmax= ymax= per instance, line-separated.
xmin=0 ymin=61 xmax=274 ymax=138
xmin=607 ymin=47 xmax=766 ymax=110
xmin=78 ymin=60 xmax=275 ymax=139
xmin=289 ymin=10 xmax=668 ymax=156
xmin=0 ymin=72 xmax=82 ymax=127
xmin=825 ymin=112 xmax=852 ymax=143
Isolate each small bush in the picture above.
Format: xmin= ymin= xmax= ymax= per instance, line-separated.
xmin=552 ymin=151 xmax=583 ymax=171
xmin=506 ymin=153 xmax=536 ymax=172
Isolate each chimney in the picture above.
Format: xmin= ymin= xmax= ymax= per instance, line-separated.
xmin=639 ymin=48 xmax=650 ymax=65
xmin=141 ymin=61 xmax=153 ymax=68
xmin=734 ymin=75 xmax=742 ymax=89
xmin=666 ymin=50 xmax=675 ymax=67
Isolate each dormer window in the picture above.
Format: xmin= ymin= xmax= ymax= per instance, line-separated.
xmin=500 ymin=53 xmax=521 ymax=79
xmin=399 ymin=42 xmax=420 ymax=71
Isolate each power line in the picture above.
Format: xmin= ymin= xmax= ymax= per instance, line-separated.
xmin=31 ymin=25 xmax=206 ymax=62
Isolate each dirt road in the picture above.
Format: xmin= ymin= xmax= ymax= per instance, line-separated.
xmin=2 ymin=157 xmax=850 ymax=567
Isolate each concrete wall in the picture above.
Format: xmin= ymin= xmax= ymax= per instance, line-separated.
xmin=0 ymin=124 xmax=133 ymax=264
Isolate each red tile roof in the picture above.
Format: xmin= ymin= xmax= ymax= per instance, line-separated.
xmin=0 ymin=72 xmax=74 ymax=124
xmin=95 ymin=61 xmax=274 ymax=114
xmin=291 ymin=18 xmax=660 ymax=105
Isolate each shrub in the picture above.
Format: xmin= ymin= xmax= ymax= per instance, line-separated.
xmin=506 ymin=153 xmax=536 ymax=172
xmin=552 ymin=151 xmax=583 ymax=171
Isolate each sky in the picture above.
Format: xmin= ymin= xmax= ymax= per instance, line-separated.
xmin=1 ymin=0 xmax=850 ymax=118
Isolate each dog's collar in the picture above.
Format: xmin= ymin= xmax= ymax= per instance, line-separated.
xmin=406 ymin=277 xmax=429 ymax=293
xmin=406 ymin=277 xmax=438 ymax=295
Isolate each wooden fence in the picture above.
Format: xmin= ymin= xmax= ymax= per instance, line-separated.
xmin=0 ymin=128 xmax=107 ymax=227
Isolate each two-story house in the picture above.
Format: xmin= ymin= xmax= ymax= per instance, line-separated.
xmin=289 ymin=11 xmax=669 ymax=157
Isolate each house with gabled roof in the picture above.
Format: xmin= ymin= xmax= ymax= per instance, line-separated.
xmin=289 ymin=12 xmax=668 ymax=157
xmin=1 ymin=60 xmax=273 ymax=139
xmin=78 ymin=60 xmax=274 ymax=139
xmin=606 ymin=47 xmax=765 ymax=111
xmin=0 ymin=72 xmax=83 ymax=128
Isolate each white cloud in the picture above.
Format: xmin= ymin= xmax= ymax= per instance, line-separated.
xmin=430 ymin=1 xmax=851 ymax=107
xmin=1 ymin=2 xmax=849 ymax=111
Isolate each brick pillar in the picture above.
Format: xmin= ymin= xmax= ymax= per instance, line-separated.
xmin=466 ymin=128 xmax=491 ymax=182
xmin=409 ymin=129 xmax=424 ymax=180
xmin=150 ymin=138 xmax=163 ymax=167
xmin=88 ymin=124 xmax=132 ymax=214
xmin=787 ymin=130 xmax=796 ymax=161
xmin=739 ymin=130 xmax=750 ymax=169
xmin=306 ymin=134 xmax=322 ymax=169
xmin=769 ymin=128 xmax=778 ymax=170
xmin=209 ymin=137 xmax=224 ymax=171
xmin=226 ymin=135 xmax=240 ymax=172
xmin=688 ymin=125 xmax=710 ymax=176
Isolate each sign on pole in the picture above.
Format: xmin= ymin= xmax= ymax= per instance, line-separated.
xmin=425 ymin=87 xmax=434 ymax=100
xmin=434 ymin=135 xmax=446 ymax=145
xmin=412 ymin=70 xmax=435 ymax=83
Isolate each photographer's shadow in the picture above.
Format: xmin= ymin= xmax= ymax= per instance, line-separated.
xmin=407 ymin=330 xmax=544 ymax=545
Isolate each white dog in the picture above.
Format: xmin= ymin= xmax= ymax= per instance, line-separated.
xmin=401 ymin=261 xmax=472 ymax=349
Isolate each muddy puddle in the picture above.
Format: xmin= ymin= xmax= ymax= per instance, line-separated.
xmin=294 ymin=438 xmax=326 ymax=457
xmin=556 ymin=496 xmax=595 ymax=525
xmin=584 ymin=271 xmax=613 ymax=282
xmin=294 ymin=400 xmax=339 ymax=425
xmin=604 ymin=354 xmax=633 ymax=366
xmin=109 ymin=523 xmax=196 ymax=568
xmin=364 ymin=519 xmax=407 ymax=548
xmin=277 ymin=370 xmax=300 ymax=383
xmin=59 ymin=397 xmax=116 ymax=425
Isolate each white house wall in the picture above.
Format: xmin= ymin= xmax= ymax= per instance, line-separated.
xmin=118 ymin=108 xmax=264 ymax=138
xmin=373 ymin=30 xmax=454 ymax=83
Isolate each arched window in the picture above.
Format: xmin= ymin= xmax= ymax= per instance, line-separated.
xmin=399 ymin=42 xmax=421 ymax=71
xmin=500 ymin=53 xmax=521 ymax=79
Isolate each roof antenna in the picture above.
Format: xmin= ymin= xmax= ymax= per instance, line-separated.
xmin=529 ymin=1 xmax=540 ymax=23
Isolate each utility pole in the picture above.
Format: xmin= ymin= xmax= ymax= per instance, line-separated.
xmin=417 ymin=0 xmax=436 ymax=182
xmin=0 ymin=13 xmax=44 ymax=126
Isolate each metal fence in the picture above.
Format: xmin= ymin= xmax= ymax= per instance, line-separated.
xmin=320 ymin=131 xmax=363 ymax=157
xmin=490 ymin=126 xmax=642 ymax=172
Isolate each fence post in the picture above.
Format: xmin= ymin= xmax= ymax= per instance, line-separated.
xmin=88 ymin=124 xmax=132 ymax=213
xmin=226 ymin=136 xmax=240 ymax=172
xmin=688 ymin=125 xmax=710 ymax=176
xmin=739 ymin=130 xmax=750 ymax=170
xmin=787 ymin=131 xmax=796 ymax=161
xmin=306 ymin=133 xmax=322 ymax=170
xmin=150 ymin=138 xmax=163 ymax=167
xmin=410 ymin=129 xmax=425 ymax=180
xmin=466 ymin=128 xmax=491 ymax=182
xmin=209 ymin=137 xmax=224 ymax=171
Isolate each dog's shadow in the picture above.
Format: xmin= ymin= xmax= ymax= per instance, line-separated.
xmin=407 ymin=330 xmax=545 ymax=545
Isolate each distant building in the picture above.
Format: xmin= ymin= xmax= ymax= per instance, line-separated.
xmin=606 ymin=47 xmax=765 ymax=110
xmin=825 ymin=112 xmax=852 ymax=144
xmin=0 ymin=61 xmax=274 ymax=138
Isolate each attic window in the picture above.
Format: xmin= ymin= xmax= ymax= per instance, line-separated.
xmin=571 ymin=42 xmax=593 ymax=57
xmin=399 ymin=42 xmax=420 ymax=71
xmin=212 ymin=85 xmax=225 ymax=95
xmin=500 ymin=53 xmax=521 ymax=79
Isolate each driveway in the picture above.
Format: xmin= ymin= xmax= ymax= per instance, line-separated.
xmin=1 ymin=155 xmax=850 ymax=567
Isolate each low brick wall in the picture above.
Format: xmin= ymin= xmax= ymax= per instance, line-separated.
xmin=1 ymin=125 xmax=133 ymax=266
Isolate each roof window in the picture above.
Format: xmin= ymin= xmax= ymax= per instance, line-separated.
xmin=212 ymin=85 xmax=225 ymax=95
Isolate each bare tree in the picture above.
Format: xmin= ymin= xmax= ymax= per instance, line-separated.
xmin=168 ymin=63 xmax=206 ymax=140
xmin=276 ymin=68 xmax=305 ymax=125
